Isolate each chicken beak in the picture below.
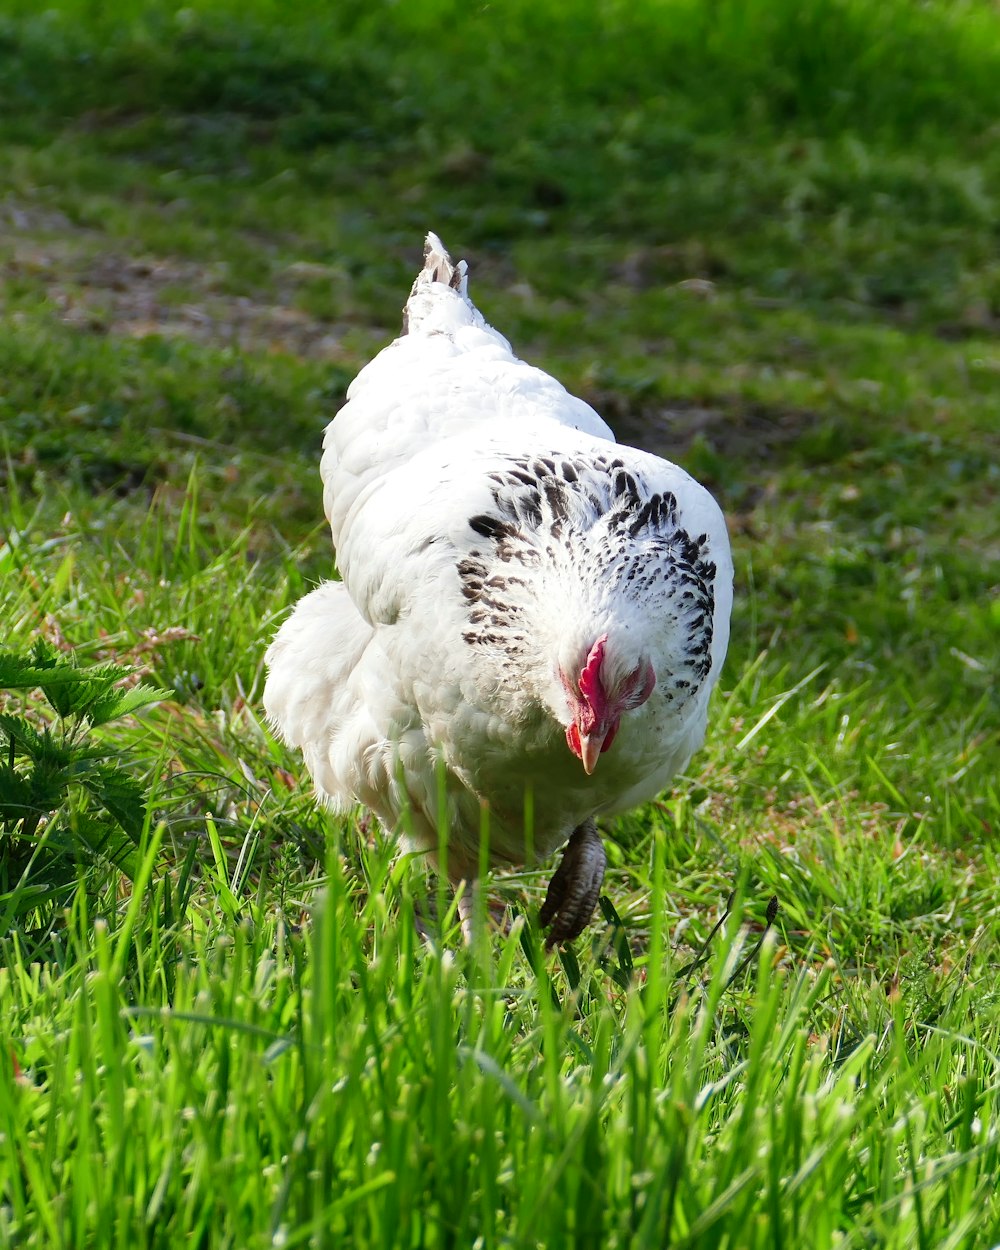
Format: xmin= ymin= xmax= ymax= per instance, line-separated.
xmin=567 ymin=713 xmax=619 ymax=775
xmin=579 ymin=731 xmax=602 ymax=776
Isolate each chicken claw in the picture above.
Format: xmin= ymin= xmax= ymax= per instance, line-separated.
xmin=539 ymin=819 xmax=606 ymax=948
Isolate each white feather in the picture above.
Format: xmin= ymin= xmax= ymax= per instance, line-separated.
xmin=264 ymin=234 xmax=733 ymax=894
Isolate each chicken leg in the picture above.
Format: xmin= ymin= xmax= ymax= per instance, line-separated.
xmin=539 ymin=818 xmax=606 ymax=948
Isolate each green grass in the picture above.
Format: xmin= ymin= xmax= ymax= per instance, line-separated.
xmin=1 ymin=0 xmax=999 ymax=1245
xmin=4 ymin=847 xmax=1000 ymax=1249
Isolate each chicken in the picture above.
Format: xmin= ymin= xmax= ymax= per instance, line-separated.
xmin=264 ymin=234 xmax=733 ymax=946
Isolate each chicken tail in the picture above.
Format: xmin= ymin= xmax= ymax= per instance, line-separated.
xmin=422 ymin=232 xmax=469 ymax=296
xmin=402 ymin=232 xmax=482 ymax=335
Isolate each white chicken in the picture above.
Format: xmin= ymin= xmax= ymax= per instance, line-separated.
xmin=264 ymin=234 xmax=733 ymax=946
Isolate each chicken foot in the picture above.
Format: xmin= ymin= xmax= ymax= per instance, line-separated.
xmin=539 ymin=818 xmax=606 ymax=948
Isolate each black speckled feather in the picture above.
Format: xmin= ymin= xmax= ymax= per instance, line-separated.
xmin=459 ymin=452 xmax=717 ymax=701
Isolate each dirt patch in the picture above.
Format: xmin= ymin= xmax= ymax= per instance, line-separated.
xmin=0 ymin=206 xmax=352 ymax=359
xmin=582 ymin=386 xmax=819 ymax=465
xmin=62 ymin=254 xmax=344 ymax=358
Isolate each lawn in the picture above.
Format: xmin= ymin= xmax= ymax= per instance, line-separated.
xmin=1 ymin=1 xmax=999 ymax=1246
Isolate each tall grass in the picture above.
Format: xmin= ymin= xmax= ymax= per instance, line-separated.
xmin=3 ymin=836 xmax=999 ymax=1248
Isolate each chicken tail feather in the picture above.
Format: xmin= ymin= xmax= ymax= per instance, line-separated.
xmin=422 ymin=231 xmax=468 ymax=295
xmin=402 ymin=232 xmax=478 ymax=334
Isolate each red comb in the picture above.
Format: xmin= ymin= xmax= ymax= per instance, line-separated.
xmin=578 ymin=634 xmax=609 ymax=728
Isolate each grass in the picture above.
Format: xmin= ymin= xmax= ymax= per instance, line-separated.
xmin=4 ymin=851 xmax=999 ymax=1249
xmin=1 ymin=0 xmax=999 ymax=1245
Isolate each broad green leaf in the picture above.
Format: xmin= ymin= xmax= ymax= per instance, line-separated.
xmin=14 ymin=758 xmax=75 ymax=818
xmin=0 ymin=764 xmax=36 ymax=826
xmin=0 ymin=648 xmax=161 ymax=724
xmin=84 ymin=683 xmax=172 ymax=727
xmin=43 ymin=672 xmax=118 ymax=719
xmin=78 ymin=765 xmax=149 ymax=843
xmin=28 ymin=638 xmax=59 ymax=670
xmin=0 ymin=714 xmax=74 ymax=767
xmin=0 ymin=714 xmax=47 ymax=761
xmin=0 ymin=648 xmax=92 ymax=691
xmin=68 ymin=811 xmax=141 ymax=879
